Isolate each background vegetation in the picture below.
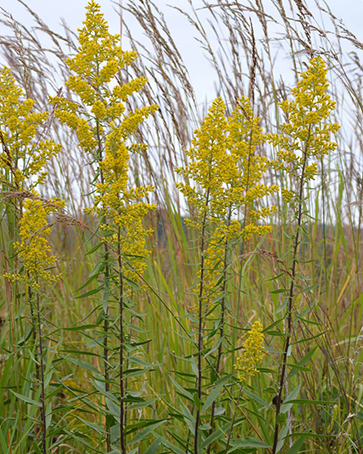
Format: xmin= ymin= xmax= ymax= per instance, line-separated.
xmin=0 ymin=0 xmax=362 ymax=453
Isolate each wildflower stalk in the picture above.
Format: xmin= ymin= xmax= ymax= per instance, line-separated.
xmin=117 ymin=226 xmax=126 ymax=454
xmin=35 ymin=290 xmax=47 ymax=454
xmin=268 ymin=56 xmax=340 ymax=453
xmin=6 ymin=198 xmax=65 ymax=453
xmin=224 ymin=385 xmax=244 ymax=454
xmin=96 ymin=98 xmax=112 ymax=450
xmin=176 ymin=96 xmax=277 ymax=453
xmin=28 ymin=282 xmax=40 ymax=380
xmin=206 ymin=206 xmax=231 ymax=454
xmin=271 ymin=129 xmax=310 ymax=453
xmin=103 ymin=250 xmax=111 ymax=451
xmin=0 ymin=66 xmax=60 ymax=357
xmin=0 ymin=65 xmax=63 ymax=452
xmin=227 ymin=321 xmax=265 ymax=453
xmin=50 ymin=3 xmax=157 ymax=449
xmin=194 ymin=188 xmax=210 ymax=454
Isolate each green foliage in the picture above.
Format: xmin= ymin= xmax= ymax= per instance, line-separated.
xmin=0 ymin=2 xmax=362 ymax=454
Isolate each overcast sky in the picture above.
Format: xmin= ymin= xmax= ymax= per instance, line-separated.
xmin=2 ymin=0 xmax=363 ymax=39
xmin=1 ymin=0 xmax=363 ymax=104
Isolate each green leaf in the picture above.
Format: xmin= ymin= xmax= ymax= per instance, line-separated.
xmin=63 ymin=432 xmax=104 ymax=453
xmin=106 ymin=398 xmax=120 ymax=422
xmin=125 ymin=324 xmax=150 ymax=333
xmin=124 ymin=368 xmax=148 ymax=378
xmin=265 ymin=272 xmax=285 ymax=282
xmin=74 ymin=285 xmax=104 ymax=299
xmin=292 ymin=330 xmax=329 ymax=344
xmin=201 ymin=374 xmax=231 ymax=414
xmin=283 ymin=399 xmax=335 ymax=405
xmin=201 ymin=429 xmax=223 ymax=449
xmin=285 ymin=435 xmax=306 ymax=454
xmin=169 ymin=376 xmax=194 ymax=401
xmin=271 ymin=288 xmax=289 ymax=294
xmin=281 ymin=385 xmax=300 ymax=413
xmin=85 ymin=242 xmax=103 ymax=256
xmin=263 ymin=318 xmax=284 ymax=332
xmin=144 ymin=437 xmax=165 ymax=454
xmin=76 ymin=416 xmax=104 ymax=434
xmin=229 ymin=436 xmax=271 ymax=449
xmin=276 ymin=422 xmax=289 ymax=453
xmin=74 ymin=273 xmax=99 ymax=293
xmin=193 ymin=393 xmax=201 ymax=410
xmin=92 ymin=379 xmax=119 ymax=403
xmin=128 ymin=420 xmax=166 ymax=445
xmin=162 ymin=440 xmax=186 ymax=454
xmin=243 ymin=388 xmax=272 ymax=409
xmin=296 ymin=283 xmax=320 ymax=295
xmin=64 ymin=357 xmax=99 ymax=373
xmin=62 ymin=323 xmax=101 ymax=331
xmin=266 ymin=330 xmax=286 ymax=337
xmin=128 ymin=357 xmax=159 ymax=368
xmin=180 ymin=401 xmax=195 ymax=423
xmin=287 ymin=347 xmax=317 ymax=380
xmin=61 ymin=349 xmax=100 ymax=357
xmin=276 ymin=300 xmax=288 ymax=313
xmin=203 ymin=337 xmax=223 ymax=359
xmin=129 ymin=398 xmax=158 ymax=410
xmin=10 ymin=391 xmax=40 ymax=407
xmin=123 ymin=275 xmax=142 ymax=291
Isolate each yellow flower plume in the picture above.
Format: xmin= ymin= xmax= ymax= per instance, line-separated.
xmin=50 ymin=1 xmax=157 ymax=288
xmin=268 ymin=56 xmax=340 ymax=200
xmin=5 ymin=197 xmax=66 ymax=292
xmin=0 ymin=66 xmax=61 ymax=189
xmin=235 ymin=321 xmax=265 ymax=382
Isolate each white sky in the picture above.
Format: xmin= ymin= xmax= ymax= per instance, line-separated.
xmin=2 ymin=0 xmax=363 ymax=38
xmin=1 ymin=0 xmax=363 ymax=104
xmin=1 ymin=0 xmax=362 ymax=216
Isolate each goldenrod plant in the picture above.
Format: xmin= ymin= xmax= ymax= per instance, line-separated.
xmin=223 ymin=321 xmax=265 ymax=454
xmin=0 ymin=65 xmax=61 ymax=346
xmin=2 ymin=1 xmax=363 ymax=453
xmin=0 ymin=65 xmax=64 ymax=454
xmin=6 ymin=197 xmax=65 ymax=454
xmin=268 ymin=56 xmax=340 ymax=453
xmin=174 ymin=96 xmax=277 ymax=453
xmin=50 ymin=1 xmax=157 ymax=451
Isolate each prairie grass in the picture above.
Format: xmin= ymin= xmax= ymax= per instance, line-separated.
xmin=0 ymin=1 xmax=362 ymax=453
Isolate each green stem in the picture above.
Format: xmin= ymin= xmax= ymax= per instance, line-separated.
xmin=271 ymin=130 xmax=310 ymax=454
xmin=194 ymin=189 xmax=210 ymax=454
xmin=224 ymin=385 xmax=244 ymax=454
xmin=36 ymin=291 xmax=47 ymax=454
xmin=96 ymin=114 xmax=111 ymax=452
xmin=118 ymin=226 xmax=126 ymax=454
xmin=207 ymin=207 xmax=232 ymax=454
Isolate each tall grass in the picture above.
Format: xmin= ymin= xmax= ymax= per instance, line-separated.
xmin=0 ymin=0 xmax=362 ymax=453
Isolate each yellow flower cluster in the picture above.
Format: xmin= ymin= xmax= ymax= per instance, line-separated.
xmin=5 ymin=197 xmax=65 ymax=291
xmin=49 ymin=1 xmax=157 ymax=159
xmin=177 ymin=97 xmax=278 ymax=307
xmin=51 ymin=1 xmax=157 ymax=288
xmin=0 ymin=67 xmax=61 ymax=189
xmin=85 ymin=138 xmax=156 ymax=283
xmin=234 ymin=321 xmax=265 ymax=382
xmin=176 ymin=96 xmax=278 ymax=236
xmin=268 ymin=56 xmax=340 ymax=200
